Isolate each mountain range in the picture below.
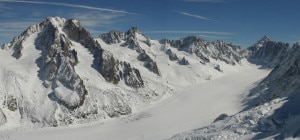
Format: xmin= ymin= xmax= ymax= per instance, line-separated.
xmin=0 ymin=17 xmax=299 ymax=139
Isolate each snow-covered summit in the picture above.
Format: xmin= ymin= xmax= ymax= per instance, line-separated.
xmin=0 ymin=17 xmax=163 ymax=128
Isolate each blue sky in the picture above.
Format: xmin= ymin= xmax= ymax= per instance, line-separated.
xmin=0 ymin=0 xmax=300 ymax=47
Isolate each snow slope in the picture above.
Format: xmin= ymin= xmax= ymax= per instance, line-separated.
xmin=168 ymin=43 xmax=300 ymax=140
xmin=0 ymin=62 xmax=270 ymax=140
xmin=1 ymin=17 xmax=295 ymax=140
xmin=0 ymin=17 xmax=251 ymax=129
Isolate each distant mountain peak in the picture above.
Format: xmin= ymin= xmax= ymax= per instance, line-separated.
xmin=126 ymin=27 xmax=140 ymax=34
xmin=258 ymin=35 xmax=271 ymax=44
xmin=40 ymin=16 xmax=66 ymax=27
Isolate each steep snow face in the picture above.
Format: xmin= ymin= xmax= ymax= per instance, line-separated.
xmin=247 ymin=36 xmax=290 ymax=66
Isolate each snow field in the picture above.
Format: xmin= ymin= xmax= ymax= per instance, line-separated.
xmin=0 ymin=63 xmax=270 ymax=140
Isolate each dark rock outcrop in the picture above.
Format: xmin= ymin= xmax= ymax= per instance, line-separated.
xmin=100 ymin=30 xmax=124 ymax=44
xmin=99 ymin=51 xmax=121 ymax=84
xmin=214 ymin=64 xmax=223 ymax=72
xmin=99 ymin=27 xmax=160 ymax=75
xmin=213 ymin=113 xmax=228 ymax=123
xmin=121 ymin=62 xmax=144 ymax=88
xmin=138 ymin=52 xmax=160 ymax=75
xmin=166 ymin=49 xmax=178 ymax=61
xmin=179 ymin=57 xmax=190 ymax=65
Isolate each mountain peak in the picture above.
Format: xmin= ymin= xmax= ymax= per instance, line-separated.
xmin=258 ymin=35 xmax=271 ymax=43
xmin=40 ymin=16 xmax=66 ymax=27
xmin=126 ymin=27 xmax=140 ymax=36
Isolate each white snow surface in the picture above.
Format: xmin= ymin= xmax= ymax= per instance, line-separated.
xmin=0 ymin=17 xmax=284 ymax=140
xmin=0 ymin=63 xmax=270 ymax=140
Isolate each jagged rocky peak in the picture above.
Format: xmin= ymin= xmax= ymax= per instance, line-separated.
xmin=125 ymin=27 xmax=140 ymax=37
xmin=64 ymin=18 xmax=91 ymax=42
xmin=161 ymin=36 xmax=243 ymax=65
xmin=35 ymin=17 xmax=88 ymax=110
xmin=4 ymin=16 xmax=94 ymax=110
xmin=248 ymin=35 xmax=271 ymax=52
xmin=247 ymin=36 xmax=290 ymax=66
xmin=40 ymin=16 xmax=66 ymax=27
xmin=183 ymin=36 xmax=204 ymax=44
xmin=99 ymin=27 xmax=145 ymax=45
xmin=258 ymin=35 xmax=271 ymax=44
xmin=100 ymin=30 xmax=125 ymax=44
xmin=169 ymin=36 xmax=206 ymax=49
xmin=248 ymin=42 xmax=300 ymax=106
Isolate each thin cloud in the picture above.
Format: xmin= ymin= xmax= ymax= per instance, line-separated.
xmin=0 ymin=20 xmax=39 ymax=43
xmin=71 ymin=11 xmax=125 ymax=27
xmin=0 ymin=3 xmax=10 ymax=10
xmin=144 ymin=31 xmax=234 ymax=35
xmin=175 ymin=11 xmax=215 ymax=21
xmin=0 ymin=0 xmax=138 ymax=15
xmin=180 ymin=0 xmax=224 ymax=3
xmin=0 ymin=20 xmax=38 ymax=30
xmin=197 ymin=34 xmax=228 ymax=39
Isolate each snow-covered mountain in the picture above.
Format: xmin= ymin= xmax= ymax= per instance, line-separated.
xmin=247 ymin=35 xmax=290 ymax=67
xmin=1 ymin=16 xmax=299 ymax=140
xmin=168 ymin=43 xmax=300 ymax=140
xmin=0 ymin=17 xmax=250 ymax=128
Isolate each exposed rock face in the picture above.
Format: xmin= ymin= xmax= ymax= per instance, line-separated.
xmin=64 ymin=19 xmax=102 ymax=55
xmin=166 ymin=49 xmax=178 ymax=61
xmin=213 ymin=113 xmax=228 ymax=123
xmin=211 ymin=41 xmax=243 ymax=65
xmin=3 ymin=17 xmax=93 ymax=110
xmin=121 ymin=62 xmax=144 ymax=88
xmin=214 ymin=64 xmax=223 ymax=72
xmin=0 ymin=17 xmax=149 ymax=127
xmin=138 ymin=52 xmax=160 ymax=75
xmin=100 ymin=30 xmax=124 ymax=44
xmin=35 ymin=17 xmax=87 ymax=110
xmin=123 ymin=36 xmax=144 ymax=53
xmin=247 ymin=36 xmax=290 ymax=66
xmin=7 ymin=95 xmax=17 ymax=111
xmin=99 ymin=27 xmax=160 ymax=76
xmin=99 ymin=51 xmax=121 ymax=84
xmin=179 ymin=57 xmax=189 ymax=65
xmin=64 ymin=19 xmax=145 ymax=88
xmin=250 ymin=43 xmax=300 ymax=103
